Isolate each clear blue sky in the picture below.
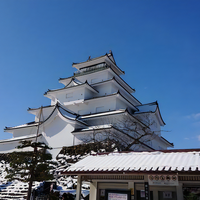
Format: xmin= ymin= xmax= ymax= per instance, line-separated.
xmin=0 ymin=0 xmax=200 ymax=149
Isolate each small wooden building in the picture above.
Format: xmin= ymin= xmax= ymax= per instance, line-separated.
xmin=62 ymin=149 xmax=200 ymax=200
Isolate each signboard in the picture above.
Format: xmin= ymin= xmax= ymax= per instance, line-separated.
xmin=106 ymin=190 xmax=131 ymax=200
xmin=108 ymin=193 xmax=128 ymax=200
xmin=148 ymin=175 xmax=178 ymax=186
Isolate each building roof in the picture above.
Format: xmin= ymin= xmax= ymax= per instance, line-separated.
xmin=60 ymin=65 xmax=136 ymax=94
xmin=91 ymin=77 xmax=141 ymax=106
xmin=0 ymin=134 xmax=42 ymax=144
xmin=65 ymin=78 xmax=83 ymax=87
xmin=134 ymin=101 xmax=165 ymax=126
xmin=28 ymin=105 xmax=54 ymax=111
xmin=63 ymin=150 xmax=200 ymax=174
xmin=83 ymin=91 xmax=139 ymax=111
xmin=44 ymin=81 xmax=98 ymax=96
xmin=39 ymin=103 xmax=88 ymax=126
xmin=79 ymin=109 xmax=127 ymax=120
xmin=160 ymin=136 xmax=174 ymax=147
xmin=4 ymin=121 xmax=39 ymax=131
xmin=72 ymin=124 xmax=113 ymax=134
xmin=5 ymin=103 xmax=87 ymax=131
xmin=72 ymin=52 xmax=125 ymax=76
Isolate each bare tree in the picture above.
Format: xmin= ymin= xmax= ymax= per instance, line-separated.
xmin=80 ymin=112 xmax=157 ymax=152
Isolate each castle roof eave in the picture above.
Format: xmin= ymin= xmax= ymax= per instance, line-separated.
xmin=44 ymin=82 xmax=98 ymax=97
xmin=91 ymin=78 xmax=141 ymax=106
xmin=59 ymin=67 xmax=136 ymax=97
xmin=4 ymin=122 xmax=39 ymax=132
xmin=134 ymin=101 xmax=165 ymax=126
xmin=82 ymin=91 xmax=138 ymax=112
xmin=72 ymin=53 xmax=125 ymax=76
xmin=160 ymin=136 xmax=174 ymax=147
xmin=5 ymin=103 xmax=87 ymax=131
xmin=40 ymin=103 xmax=87 ymax=127
xmin=72 ymin=125 xmax=113 ymax=134
xmin=71 ymin=125 xmax=154 ymax=151
xmin=27 ymin=105 xmax=54 ymax=115
xmin=79 ymin=108 xmax=148 ymax=130
xmin=0 ymin=134 xmax=42 ymax=144
xmin=79 ymin=109 xmax=127 ymax=120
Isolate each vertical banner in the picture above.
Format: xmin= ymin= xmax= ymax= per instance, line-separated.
xmin=144 ymin=182 xmax=149 ymax=200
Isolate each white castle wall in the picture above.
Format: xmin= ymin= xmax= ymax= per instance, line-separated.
xmin=42 ymin=116 xmax=75 ymax=158
xmin=76 ymin=70 xmax=112 ymax=84
xmin=12 ymin=127 xmax=37 ymax=138
xmin=65 ymin=98 xmax=117 ymax=115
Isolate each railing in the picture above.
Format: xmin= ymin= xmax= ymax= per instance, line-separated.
xmin=74 ymin=63 xmax=108 ymax=77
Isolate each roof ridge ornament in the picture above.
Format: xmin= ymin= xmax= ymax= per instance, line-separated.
xmin=87 ymin=56 xmax=91 ymax=61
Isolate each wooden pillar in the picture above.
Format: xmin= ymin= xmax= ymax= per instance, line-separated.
xmin=153 ymin=190 xmax=158 ymax=200
xmin=128 ymin=182 xmax=134 ymax=196
xmin=89 ymin=181 xmax=97 ymax=200
xmin=176 ymin=183 xmax=183 ymax=200
xmin=76 ymin=175 xmax=82 ymax=200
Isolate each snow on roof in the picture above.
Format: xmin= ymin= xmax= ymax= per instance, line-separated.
xmin=135 ymin=102 xmax=158 ymax=114
xmin=65 ymin=78 xmax=83 ymax=87
xmin=63 ymin=150 xmax=200 ymax=174
xmin=79 ymin=109 xmax=126 ymax=119
xmin=6 ymin=104 xmax=87 ymax=131
xmin=134 ymin=102 xmax=165 ymax=126
xmin=57 ymin=105 xmax=88 ymax=126
xmin=58 ymin=106 xmax=78 ymax=120
xmin=72 ymin=52 xmax=125 ymax=76
xmin=0 ymin=134 xmax=42 ymax=144
xmin=72 ymin=124 xmax=112 ymax=133
xmin=4 ymin=121 xmax=39 ymax=131
xmin=44 ymin=81 xmax=98 ymax=96
xmin=28 ymin=105 xmax=54 ymax=111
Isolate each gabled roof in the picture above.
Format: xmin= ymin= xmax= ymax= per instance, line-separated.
xmin=160 ymin=136 xmax=174 ymax=147
xmin=27 ymin=105 xmax=54 ymax=115
xmin=44 ymin=81 xmax=99 ymax=97
xmin=5 ymin=103 xmax=87 ymax=131
xmin=65 ymin=78 xmax=83 ymax=88
xmin=63 ymin=150 xmax=200 ymax=174
xmin=134 ymin=101 xmax=165 ymax=126
xmin=82 ymin=91 xmax=138 ymax=111
xmin=39 ymin=103 xmax=88 ymax=127
xmin=72 ymin=125 xmax=155 ymax=151
xmin=72 ymin=52 xmax=125 ymax=76
xmin=79 ymin=109 xmax=149 ymax=131
xmin=135 ymin=102 xmax=158 ymax=113
xmin=91 ymin=77 xmax=141 ymax=106
xmin=59 ymin=67 xmax=135 ymax=95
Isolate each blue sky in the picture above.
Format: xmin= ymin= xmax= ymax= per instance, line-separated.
xmin=0 ymin=0 xmax=200 ymax=149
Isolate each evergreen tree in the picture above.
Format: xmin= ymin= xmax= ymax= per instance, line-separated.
xmin=6 ymin=140 xmax=57 ymax=200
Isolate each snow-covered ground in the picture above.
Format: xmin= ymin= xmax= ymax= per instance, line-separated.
xmin=0 ymin=152 xmax=90 ymax=199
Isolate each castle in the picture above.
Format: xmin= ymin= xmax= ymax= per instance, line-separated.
xmin=0 ymin=52 xmax=173 ymax=158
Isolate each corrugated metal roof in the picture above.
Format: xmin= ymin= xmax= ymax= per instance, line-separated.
xmin=63 ymin=151 xmax=200 ymax=174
